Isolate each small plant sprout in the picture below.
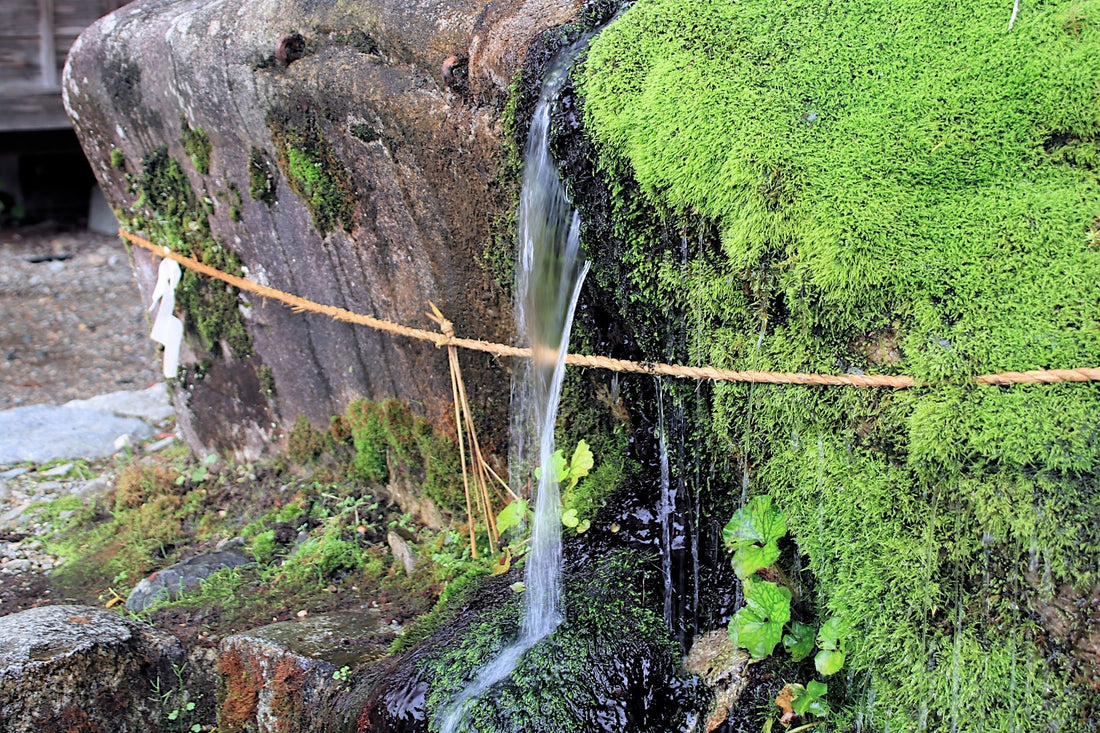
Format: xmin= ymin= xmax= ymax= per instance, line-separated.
xmin=814 ymin=616 xmax=848 ymax=676
xmin=333 ymin=665 xmax=351 ymax=683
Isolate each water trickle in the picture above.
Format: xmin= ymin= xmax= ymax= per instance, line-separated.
xmin=655 ymin=380 xmax=674 ymax=630
xmin=438 ymin=35 xmax=591 ymax=732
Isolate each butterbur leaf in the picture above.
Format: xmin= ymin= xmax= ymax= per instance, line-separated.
xmin=576 ymin=519 xmax=591 ymax=533
xmin=496 ymin=498 xmax=528 ymax=535
xmin=561 ymin=508 xmax=580 ymax=528
xmin=565 ymin=439 xmax=594 ymax=488
xmin=723 ymin=496 xmax=787 ymax=580
xmin=550 ymin=450 xmax=568 ymax=483
xmin=775 ymin=684 xmax=797 ymax=724
xmin=732 ymin=542 xmax=780 ymax=580
xmin=729 ymin=577 xmax=792 ymax=659
xmin=783 ymin=621 xmax=816 ymax=662
xmin=814 ymin=648 xmax=846 ymax=676
xmin=723 ymin=495 xmax=787 ymax=550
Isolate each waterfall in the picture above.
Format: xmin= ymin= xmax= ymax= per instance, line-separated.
xmin=437 ymin=36 xmax=591 ymax=733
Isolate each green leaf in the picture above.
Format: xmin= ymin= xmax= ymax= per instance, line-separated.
xmin=731 ymin=542 xmax=780 ymax=580
xmin=729 ymin=577 xmax=792 ymax=660
xmin=565 ymin=439 xmax=594 ymax=488
xmin=496 ymin=498 xmax=529 ymax=535
xmin=815 ymin=648 xmax=846 ymax=676
xmin=575 ymin=519 xmax=591 ymax=533
xmin=509 ymin=581 xmax=525 ymax=593
xmin=791 ymin=679 xmax=830 ymax=717
xmin=782 ymin=620 xmax=816 ymax=662
xmin=561 ymin=508 xmax=580 ymax=528
xmin=723 ymin=495 xmax=787 ymax=580
xmin=816 ymin=616 xmax=847 ymax=651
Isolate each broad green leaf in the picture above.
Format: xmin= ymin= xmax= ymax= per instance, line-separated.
xmin=732 ymin=543 xmax=780 ymax=580
xmin=550 ymin=450 xmax=568 ymax=483
xmin=723 ymin=496 xmax=787 ymax=580
xmin=782 ymin=621 xmax=816 ymax=662
xmin=575 ymin=519 xmax=591 ymax=533
xmin=509 ymin=581 xmax=525 ymax=593
xmin=561 ymin=508 xmax=580 ymax=528
xmin=565 ymin=440 xmax=594 ymax=488
xmin=496 ymin=498 xmax=528 ymax=535
xmin=533 ymin=450 xmax=567 ymax=483
xmin=791 ymin=680 xmax=830 ymax=717
xmin=815 ymin=648 xmax=846 ymax=676
xmin=816 ymin=616 xmax=847 ymax=651
xmin=729 ymin=577 xmax=792 ymax=659
xmin=723 ymin=495 xmax=787 ymax=550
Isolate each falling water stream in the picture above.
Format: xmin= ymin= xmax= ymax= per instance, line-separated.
xmin=438 ymin=37 xmax=591 ymax=733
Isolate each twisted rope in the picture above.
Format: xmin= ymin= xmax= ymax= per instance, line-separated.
xmin=120 ymin=228 xmax=1099 ymax=389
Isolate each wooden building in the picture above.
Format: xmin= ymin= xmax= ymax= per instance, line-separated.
xmin=1 ymin=0 xmax=124 ymax=132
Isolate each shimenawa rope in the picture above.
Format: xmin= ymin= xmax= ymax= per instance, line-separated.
xmin=119 ymin=229 xmax=1100 ymax=389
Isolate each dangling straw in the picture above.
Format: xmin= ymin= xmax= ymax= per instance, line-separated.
xmin=428 ymin=302 xmax=515 ymax=557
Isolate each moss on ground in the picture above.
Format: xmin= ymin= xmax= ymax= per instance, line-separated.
xmin=578 ymin=0 xmax=1100 ymax=729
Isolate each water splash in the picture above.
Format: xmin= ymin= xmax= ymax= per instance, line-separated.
xmin=438 ymin=36 xmax=591 ymax=733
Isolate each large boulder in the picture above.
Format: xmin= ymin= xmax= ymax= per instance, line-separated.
xmin=62 ymin=0 xmax=588 ymax=459
xmin=0 ymin=604 xmax=184 ymax=732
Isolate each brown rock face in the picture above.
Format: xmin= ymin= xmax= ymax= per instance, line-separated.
xmin=62 ymin=0 xmax=584 ymax=459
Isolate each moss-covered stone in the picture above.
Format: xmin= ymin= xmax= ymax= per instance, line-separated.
xmin=345 ymin=399 xmax=464 ymax=518
xmin=248 ymin=147 xmax=277 ymax=206
xmin=576 ymin=0 xmax=1100 ymax=729
xmin=419 ymin=551 xmax=704 ymax=732
xmin=127 ymin=146 xmax=252 ymax=358
xmin=269 ymin=112 xmax=356 ymax=234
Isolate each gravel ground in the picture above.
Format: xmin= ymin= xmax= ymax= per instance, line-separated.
xmin=0 ymin=225 xmax=160 ymax=409
xmin=1 ymin=223 xmax=162 ymax=615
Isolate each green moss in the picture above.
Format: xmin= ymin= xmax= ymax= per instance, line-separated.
xmin=126 ymin=146 xmax=252 ymax=357
xmin=287 ymin=415 xmax=331 ymax=464
xmin=180 ymin=115 xmax=213 ymax=175
xmin=257 ymin=363 xmax=276 ymax=397
xmin=248 ymin=147 xmax=277 ymax=205
xmin=579 ymin=0 xmax=1100 ymax=728
xmin=110 ymin=148 xmax=127 ymax=170
xmin=269 ymin=114 xmax=356 ymax=233
xmin=345 ymin=399 xmax=464 ymax=516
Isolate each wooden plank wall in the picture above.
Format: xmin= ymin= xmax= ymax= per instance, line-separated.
xmin=1 ymin=0 xmax=124 ymax=130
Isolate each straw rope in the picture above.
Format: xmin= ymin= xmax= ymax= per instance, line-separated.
xmin=119 ymin=228 xmax=1100 ymax=389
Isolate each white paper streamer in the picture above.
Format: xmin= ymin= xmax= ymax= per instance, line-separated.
xmin=149 ymin=258 xmax=184 ymax=379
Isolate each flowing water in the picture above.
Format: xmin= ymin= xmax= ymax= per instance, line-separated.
xmin=438 ymin=37 xmax=591 ymax=733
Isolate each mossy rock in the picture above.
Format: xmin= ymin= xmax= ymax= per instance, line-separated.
xmin=357 ymin=551 xmax=704 ymax=733
xmin=574 ymin=0 xmax=1100 ymax=729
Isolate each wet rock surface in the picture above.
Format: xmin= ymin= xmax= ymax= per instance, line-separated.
xmin=0 ymin=604 xmax=184 ymax=732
